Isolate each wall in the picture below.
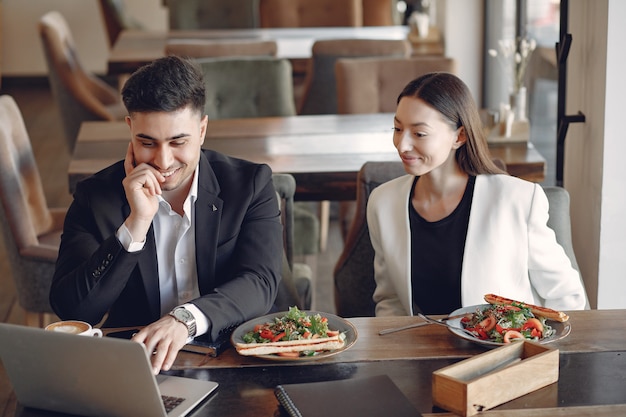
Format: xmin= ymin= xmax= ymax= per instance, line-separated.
xmin=0 ymin=0 xmax=166 ymax=76
xmin=441 ymin=0 xmax=484 ymax=104
xmin=567 ymin=0 xmax=626 ymax=308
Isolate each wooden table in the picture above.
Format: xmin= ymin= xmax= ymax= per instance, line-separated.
xmin=68 ymin=113 xmax=546 ymax=200
xmin=108 ymin=26 xmax=419 ymax=75
xmin=4 ymin=310 xmax=626 ymax=416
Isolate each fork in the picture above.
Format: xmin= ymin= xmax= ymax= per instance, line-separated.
xmin=416 ymin=312 xmax=478 ymax=337
xmin=378 ymin=312 xmax=470 ymax=335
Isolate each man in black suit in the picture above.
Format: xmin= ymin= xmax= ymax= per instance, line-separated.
xmin=50 ymin=56 xmax=283 ymax=373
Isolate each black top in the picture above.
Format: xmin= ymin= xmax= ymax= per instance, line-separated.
xmin=410 ymin=176 xmax=475 ymax=315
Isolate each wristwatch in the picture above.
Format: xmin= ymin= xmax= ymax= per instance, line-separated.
xmin=168 ymin=306 xmax=197 ymax=338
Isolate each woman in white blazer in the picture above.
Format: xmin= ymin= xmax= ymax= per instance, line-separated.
xmin=368 ymin=73 xmax=587 ymax=317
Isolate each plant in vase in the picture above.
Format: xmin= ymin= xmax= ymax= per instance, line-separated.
xmin=488 ymin=36 xmax=537 ymax=122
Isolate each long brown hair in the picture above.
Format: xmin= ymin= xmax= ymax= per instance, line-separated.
xmin=397 ymin=73 xmax=506 ymax=175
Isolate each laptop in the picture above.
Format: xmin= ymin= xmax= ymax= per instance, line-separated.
xmin=0 ymin=323 xmax=218 ymax=417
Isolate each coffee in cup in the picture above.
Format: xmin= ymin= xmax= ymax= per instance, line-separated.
xmin=45 ymin=320 xmax=102 ymax=337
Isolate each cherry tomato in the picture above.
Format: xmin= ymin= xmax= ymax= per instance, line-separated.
xmin=327 ymin=330 xmax=340 ymax=337
xmin=478 ymin=316 xmax=497 ymax=332
xmin=503 ymin=330 xmax=525 ymax=343
xmin=521 ymin=318 xmax=544 ymax=336
xmin=467 ymin=327 xmax=489 ymax=340
xmin=271 ymin=332 xmax=286 ymax=342
xmin=253 ymin=324 xmax=264 ymax=333
xmin=302 ymin=331 xmax=312 ymax=339
xmin=259 ymin=329 xmax=274 ymax=340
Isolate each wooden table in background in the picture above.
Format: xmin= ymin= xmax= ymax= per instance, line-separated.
xmin=68 ymin=113 xmax=546 ymax=200
xmin=108 ymin=26 xmax=419 ymax=75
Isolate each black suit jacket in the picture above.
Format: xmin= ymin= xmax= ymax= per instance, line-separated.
xmin=50 ymin=150 xmax=283 ymax=340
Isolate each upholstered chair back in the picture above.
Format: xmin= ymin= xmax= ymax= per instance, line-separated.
xmin=166 ymin=39 xmax=277 ymax=58
xmin=334 ymin=161 xmax=406 ymax=317
xmin=335 ymin=56 xmax=456 ymax=114
xmin=260 ymin=0 xmax=362 ymax=28
xmin=167 ymin=0 xmax=259 ymax=29
xmin=362 ymin=0 xmax=396 ymax=25
xmin=38 ymin=11 xmax=126 ymax=150
xmin=97 ymin=0 xmax=144 ymax=47
xmin=298 ymin=39 xmax=411 ymax=115
xmin=272 ymin=174 xmax=312 ymax=310
xmin=197 ymin=57 xmax=296 ymax=119
xmin=0 ymin=95 xmax=66 ymax=326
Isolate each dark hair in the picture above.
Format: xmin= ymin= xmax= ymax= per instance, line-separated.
xmin=397 ymin=72 xmax=505 ymax=175
xmin=121 ymin=56 xmax=206 ymax=116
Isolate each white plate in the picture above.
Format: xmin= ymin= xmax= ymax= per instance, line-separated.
xmin=446 ymin=304 xmax=572 ymax=348
xmin=231 ymin=310 xmax=358 ymax=361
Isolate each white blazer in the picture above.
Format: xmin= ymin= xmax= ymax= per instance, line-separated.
xmin=367 ymin=174 xmax=588 ymax=316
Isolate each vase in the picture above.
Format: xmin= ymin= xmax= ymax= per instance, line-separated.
xmin=509 ymin=86 xmax=528 ymax=121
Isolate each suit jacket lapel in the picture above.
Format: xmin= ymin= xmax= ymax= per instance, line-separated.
xmin=194 ymin=153 xmax=222 ymax=294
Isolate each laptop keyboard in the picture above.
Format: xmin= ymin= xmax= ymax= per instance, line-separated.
xmin=162 ymin=395 xmax=186 ymax=413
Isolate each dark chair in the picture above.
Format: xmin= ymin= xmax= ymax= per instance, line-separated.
xmin=97 ymin=0 xmax=144 ymax=47
xmin=0 ymin=95 xmax=65 ymax=327
xmin=298 ymin=39 xmax=411 ymax=115
xmin=272 ymin=174 xmax=312 ymax=310
xmin=334 ymin=161 xmax=589 ymax=317
xmin=333 ymin=161 xmax=405 ymax=317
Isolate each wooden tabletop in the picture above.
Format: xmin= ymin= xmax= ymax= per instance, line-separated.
xmin=108 ymin=26 xmax=415 ymax=75
xmin=166 ymin=309 xmax=624 ymax=369
xmin=69 ymin=114 xmax=546 ymax=200
xmin=4 ymin=310 xmax=625 ymax=417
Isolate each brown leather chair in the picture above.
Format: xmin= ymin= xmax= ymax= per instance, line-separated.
xmin=259 ymin=0 xmax=362 ymax=28
xmin=362 ymin=0 xmax=396 ymax=26
xmin=335 ymin=56 xmax=457 ymax=114
xmin=0 ymin=95 xmax=65 ymax=327
xmin=38 ymin=11 xmax=126 ymax=150
xmin=166 ymin=39 xmax=278 ymax=58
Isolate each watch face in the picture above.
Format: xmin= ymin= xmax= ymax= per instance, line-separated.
xmin=175 ymin=308 xmax=193 ymax=322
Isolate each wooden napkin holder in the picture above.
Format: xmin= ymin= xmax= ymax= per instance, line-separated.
xmin=432 ymin=341 xmax=559 ymax=416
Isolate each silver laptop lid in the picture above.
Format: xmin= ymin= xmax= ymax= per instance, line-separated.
xmin=0 ymin=323 xmax=217 ymax=417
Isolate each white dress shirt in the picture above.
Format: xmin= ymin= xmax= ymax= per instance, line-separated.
xmin=116 ymin=166 xmax=209 ymax=337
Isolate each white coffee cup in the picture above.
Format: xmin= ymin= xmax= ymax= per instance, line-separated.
xmin=45 ymin=320 xmax=103 ymax=337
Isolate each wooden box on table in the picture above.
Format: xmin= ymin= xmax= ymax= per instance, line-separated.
xmin=432 ymin=341 xmax=559 ymax=417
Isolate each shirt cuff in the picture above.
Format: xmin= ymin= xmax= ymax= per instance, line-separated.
xmin=116 ymin=223 xmax=146 ymax=252
xmin=182 ymin=303 xmax=209 ymax=337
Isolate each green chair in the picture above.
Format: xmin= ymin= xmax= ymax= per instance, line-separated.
xmin=166 ymin=0 xmax=259 ymax=29
xmin=196 ymin=57 xmax=296 ymax=119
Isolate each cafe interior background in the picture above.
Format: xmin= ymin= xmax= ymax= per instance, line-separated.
xmin=0 ymin=0 xmax=624 ymax=313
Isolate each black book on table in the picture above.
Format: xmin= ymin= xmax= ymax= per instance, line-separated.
xmin=275 ymin=374 xmax=420 ymax=417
